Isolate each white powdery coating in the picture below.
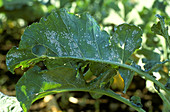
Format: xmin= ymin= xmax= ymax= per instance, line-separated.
xmin=68 ymin=39 xmax=82 ymax=57
xmin=45 ymin=30 xmax=83 ymax=57
xmin=125 ymin=38 xmax=135 ymax=52
xmin=45 ymin=30 xmax=63 ymax=56
xmin=7 ymin=52 xmax=22 ymax=66
xmin=132 ymin=30 xmax=138 ymax=37
xmin=10 ymin=52 xmax=21 ymax=58
xmin=125 ymin=30 xmax=140 ymax=52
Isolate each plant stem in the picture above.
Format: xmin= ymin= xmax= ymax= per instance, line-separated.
xmin=105 ymin=61 xmax=170 ymax=107
xmin=105 ymin=61 xmax=170 ymax=94
xmin=94 ymin=99 xmax=100 ymax=112
xmin=121 ymin=64 xmax=170 ymax=94
xmin=91 ymin=59 xmax=170 ymax=104
xmin=45 ymin=57 xmax=170 ymax=109
xmin=156 ymin=90 xmax=170 ymax=110
xmin=92 ymin=89 xmax=146 ymax=112
xmin=53 ymin=88 xmax=146 ymax=112
xmin=48 ymin=57 xmax=170 ymax=95
xmin=78 ymin=58 xmax=169 ymax=95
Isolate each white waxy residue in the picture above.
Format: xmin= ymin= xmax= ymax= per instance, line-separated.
xmin=11 ymin=52 xmax=21 ymax=58
xmin=125 ymin=38 xmax=135 ymax=52
xmin=68 ymin=40 xmax=82 ymax=57
xmin=7 ymin=52 xmax=22 ymax=65
xmin=45 ymin=30 xmax=63 ymax=56
xmin=132 ymin=30 xmax=138 ymax=37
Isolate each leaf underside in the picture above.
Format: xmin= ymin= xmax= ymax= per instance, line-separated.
xmin=6 ymin=9 xmax=142 ymax=111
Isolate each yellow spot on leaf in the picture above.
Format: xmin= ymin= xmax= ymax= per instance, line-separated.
xmin=111 ymin=72 xmax=124 ymax=90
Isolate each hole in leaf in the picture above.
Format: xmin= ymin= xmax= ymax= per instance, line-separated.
xmin=36 ymin=61 xmax=47 ymax=70
xmin=32 ymin=45 xmax=46 ymax=56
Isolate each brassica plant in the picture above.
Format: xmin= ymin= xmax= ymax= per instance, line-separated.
xmin=6 ymin=9 xmax=170 ymax=112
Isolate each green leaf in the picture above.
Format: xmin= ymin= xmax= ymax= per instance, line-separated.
xmin=89 ymin=69 xmax=116 ymax=89
xmin=6 ymin=47 xmax=44 ymax=74
xmin=89 ymin=62 xmax=114 ymax=77
xmin=137 ymin=48 xmax=170 ymax=72
xmin=153 ymin=14 xmax=170 ymax=48
xmin=145 ymin=33 xmax=160 ymax=48
xmin=6 ymin=9 xmax=143 ymax=111
xmin=151 ymin=21 xmax=164 ymax=36
xmin=111 ymin=24 xmax=142 ymax=63
xmin=6 ymin=9 xmax=110 ymax=73
xmin=119 ymin=67 xmax=135 ymax=93
xmin=107 ymin=1 xmax=120 ymax=12
xmin=152 ymin=0 xmax=166 ymax=12
xmin=6 ymin=9 xmax=142 ymax=73
xmin=130 ymin=96 xmax=143 ymax=108
xmin=143 ymin=59 xmax=169 ymax=73
xmin=137 ymin=48 xmax=160 ymax=61
xmin=122 ymin=0 xmax=136 ymax=18
xmin=16 ymin=66 xmax=86 ymax=112
xmin=89 ymin=69 xmax=116 ymax=99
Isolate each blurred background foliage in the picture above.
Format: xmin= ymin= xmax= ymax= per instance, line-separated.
xmin=0 ymin=0 xmax=169 ymax=111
